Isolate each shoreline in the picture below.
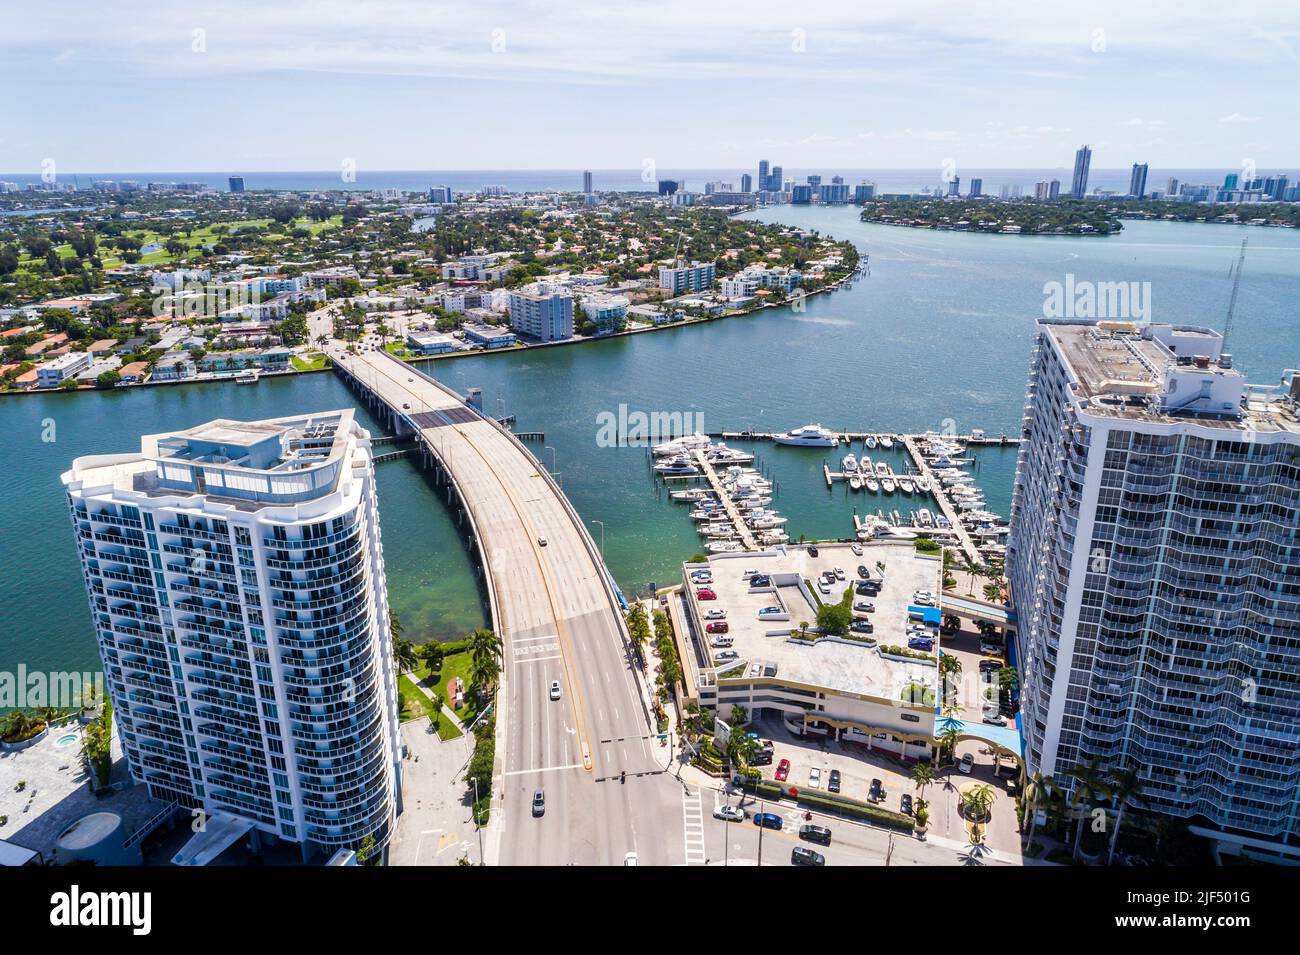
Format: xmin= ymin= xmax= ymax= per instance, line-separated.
xmin=1 ymin=264 xmax=863 ymax=398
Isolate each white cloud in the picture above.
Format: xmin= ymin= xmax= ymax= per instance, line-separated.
xmin=1219 ymin=112 xmax=1263 ymax=124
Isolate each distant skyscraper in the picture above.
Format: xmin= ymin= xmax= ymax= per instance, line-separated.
xmin=969 ymin=178 xmax=983 ymax=198
xmin=657 ymin=180 xmax=679 ymax=196
xmin=791 ymin=184 xmax=813 ymax=205
xmin=583 ymin=170 xmax=593 ymax=193
xmin=428 ymin=185 xmax=453 ymax=203
xmin=740 ymin=173 xmax=753 ymax=193
xmin=807 ymin=175 xmax=821 ymax=190
xmin=1264 ymin=175 xmax=1289 ymax=200
xmin=1223 ymin=173 xmax=1239 ymax=191
xmin=1129 ymin=162 xmax=1149 ymax=199
xmin=769 ymin=165 xmax=783 ymax=192
xmin=853 ymin=182 xmax=876 ymax=203
xmin=1049 ymin=179 xmax=1061 ymax=200
xmin=228 ymin=176 xmax=245 ymax=193
xmin=1035 ymin=180 xmax=1052 ymax=200
xmin=1071 ymin=145 xmax=1092 ymax=199
xmin=758 ymin=160 xmax=769 ymax=192
xmin=62 ymin=411 xmax=403 ymax=860
xmin=947 ymin=177 xmax=960 ymax=197
xmin=1167 ymin=176 xmax=1180 ymax=197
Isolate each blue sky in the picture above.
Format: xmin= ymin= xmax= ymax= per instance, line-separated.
xmin=1 ymin=0 xmax=1298 ymax=173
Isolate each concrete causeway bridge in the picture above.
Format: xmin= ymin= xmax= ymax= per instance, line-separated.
xmin=331 ymin=347 xmax=685 ymax=865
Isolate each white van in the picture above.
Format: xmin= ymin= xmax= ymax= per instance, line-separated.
xmin=709 ymin=634 xmax=734 ymax=648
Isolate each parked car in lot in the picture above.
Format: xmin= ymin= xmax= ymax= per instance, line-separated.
xmin=828 ymin=769 xmax=841 ymax=793
xmin=980 ymin=658 xmax=1005 ymax=673
xmin=706 ymin=621 xmax=729 ymax=634
xmin=758 ymin=606 xmax=784 ymax=617
xmin=850 ymin=620 xmax=875 ymax=634
xmin=690 ymin=571 xmax=713 ymax=584
xmin=850 ymin=543 xmax=863 ymax=556
xmin=791 ymin=846 xmax=825 ymax=866
xmin=959 ymin=752 xmax=975 ymax=774
xmin=808 ymin=545 xmax=819 ymax=557
xmin=983 ymin=712 xmax=1008 ymax=726
xmin=980 ymin=642 xmax=1003 ymax=656
xmin=868 ymin=778 xmax=885 ymax=802
xmin=696 ymin=588 xmax=717 ymax=600
xmin=532 ymin=789 xmax=545 ymax=816
xmin=754 ymin=812 xmax=784 ymax=830
xmin=853 ymin=601 xmax=875 ymax=613
xmin=908 ymin=636 xmax=933 ymax=650
xmin=856 ymin=565 xmax=870 ymax=579
xmin=750 ymin=750 xmax=773 ymax=766
xmin=709 ymin=635 xmax=733 ymax=648
xmin=912 ymin=590 xmax=935 ymax=606
xmin=714 ymin=649 xmax=739 ymax=662
xmin=833 ymin=567 xmax=845 ymax=580
xmin=703 ymin=608 xmax=727 ymax=620
xmin=900 ymin=794 xmax=913 ymax=816
xmin=817 ymin=580 xmax=831 ymax=596
xmin=775 ymin=758 xmax=790 ymax=781
xmin=713 ymin=804 xmax=746 ymax=822
xmin=808 ymin=767 xmax=822 ymax=788
xmin=748 ymin=575 xmax=771 ymax=588
xmin=799 ymin=824 xmax=832 ymax=845
xmin=856 ymin=581 xmax=880 ymax=596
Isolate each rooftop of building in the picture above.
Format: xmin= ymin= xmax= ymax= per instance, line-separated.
xmin=1042 ymin=319 xmax=1300 ymax=434
xmin=686 ymin=542 xmax=941 ymax=708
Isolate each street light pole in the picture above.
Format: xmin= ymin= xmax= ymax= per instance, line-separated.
xmin=472 ymin=776 xmax=485 ymax=865
xmin=544 ymin=445 xmax=557 ymax=474
xmin=590 ymin=519 xmax=605 ymax=560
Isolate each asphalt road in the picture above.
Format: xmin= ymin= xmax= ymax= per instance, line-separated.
xmin=333 ymin=347 xmax=686 ymax=865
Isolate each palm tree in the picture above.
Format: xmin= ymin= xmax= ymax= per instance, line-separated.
xmin=1105 ymin=767 xmax=1147 ymax=866
xmin=389 ymin=608 xmax=405 ymax=643
xmin=1024 ymin=771 xmax=1056 ymax=850
xmin=469 ymin=628 xmax=501 ymax=700
xmin=962 ymin=783 xmax=995 ymax=822
xmin=728 ymin=704 xmax=748 ymax=730
xmin=938 ymin=725 xmax=962 ymax=766
xmin=911 ymin=762 xmax=936 ymax=800
xmin=392 ymin=638 xmax=418 ymax=674
xmin=728 ymin=731 xmax=758 ymax=771
xmin=983 ymin=581 xmax=1002 ymax=602
xmin=1063 ymin=758 xmax=1113 ymax=862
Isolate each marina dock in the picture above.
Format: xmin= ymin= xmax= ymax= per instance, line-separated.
xmin=712 ymin=430 xmax=1020 ymax=447
xmin=900 ymin=434 xmax=983 ymax=565
xmin=692 ymin=449 xmax=758 ymax=550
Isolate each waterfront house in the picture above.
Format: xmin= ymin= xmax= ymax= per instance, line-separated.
xmin=116 ymin=361 xmax=149 ymax=384
xmin=151 ymin=354 xmax=197 ymax=381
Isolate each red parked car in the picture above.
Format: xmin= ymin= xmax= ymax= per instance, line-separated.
xmin=775 ymin=758 xmax=791 ymax=782
xmin=706 ymin=621 xmax=729 ymax=634
xmin=696 ymin=588 xmax=717 ymax=600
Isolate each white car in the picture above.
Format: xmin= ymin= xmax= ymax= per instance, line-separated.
xmin=623 ymin=852 xmax=638 ymax=866
xmin=959 ymin=752 xmax=974 ymax=774
xmin=714 ymin=650 xmax=739 ymax=662
xmin=850 ymin=543 xmax=863 ymax=556
xmin=712 ymin=804 xmax=746 ymax=822
xmin=912 ymin=591 xmax=935 ymax=606
xmin=833 ymin=567 xmax=846 ymax=581
xmin=703 ymin=609 xmax=727 ymax=620
xmin=548 ymin=680 xmax=562 ymax=701
xmin=808 ymin=767 xmax=822 ymax=789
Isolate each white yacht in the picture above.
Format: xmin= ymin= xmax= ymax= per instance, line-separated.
xmin=897 ymin=476 xmax=915 ymax=494
xmin=879 ymin=435 xmax=894 ymax=450
xmin=875 ymin=461 xmax=890 ymax=477
xmin=704 ymin=444 xmax=754 ymax=465
xmin=747 ymin=511 xmax=788 ymax=529
xmin=863 ymin=435 xmax=878 ymax=450
xmin=654 ymin=457 xmax=700 ymax=476
xmin=916 ymin=507 xmax=934 ymax=527
xmin=706 ymin=539 xmax=744 ymax=554
xmin=774 ymin=424 xmax=838 ymax=448
xmin=864 ymin=476 xmax=881 ymax=493
xmin=841 ymin=453 xmax=858 ymax=473
xmin=670 ymin=488 xmax=711 ymax=502
xmin=848 ymin=474 xmax=863 ymax=492
xmin=915 ymin=476 xmax=932 ymax=494
xmin=652 ymin=432 xmax=712 ymax=456
xmin=880 ymin=475 xmax=897 ymax=494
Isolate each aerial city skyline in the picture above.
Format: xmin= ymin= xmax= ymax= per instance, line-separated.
xmin=1 ymin=0 xmax=1296 ymax=932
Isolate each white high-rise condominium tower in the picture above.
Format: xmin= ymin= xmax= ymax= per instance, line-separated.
xmin=62 ymin=410 xmax=402 ymax=861
xmin=1008 ymin=320 xmax=1300 ymax=861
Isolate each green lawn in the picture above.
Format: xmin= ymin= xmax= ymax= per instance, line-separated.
xmin=290 ymin=353 xmax=329 ymax=372
xmin=397 ymin=673 xmax=437 ymax=724
xmin=416 ymin=650 xmax=481 ymax=725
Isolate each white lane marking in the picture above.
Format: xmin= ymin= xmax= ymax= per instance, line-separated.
xmin=681 ymin=786 xmax=707 ymax=865
xmin=512 ymin=654 xmax=562 ymax=664
xmin=503 ymin=762 xmax=585 ymax=777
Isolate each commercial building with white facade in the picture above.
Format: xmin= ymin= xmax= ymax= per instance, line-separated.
xmin=38 ymin=351 xmax=92 ymax=388
xmin=508 ymin=281 xmax=574 ymax=342
xmin=1008 ymin=319 xmax=1300 ymax=861
xmin=61 ymin=410 xmax=403 ymax=861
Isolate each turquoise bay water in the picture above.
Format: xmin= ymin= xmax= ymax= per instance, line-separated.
xmin=2 ymin=212 xmax=1297 ymax=675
